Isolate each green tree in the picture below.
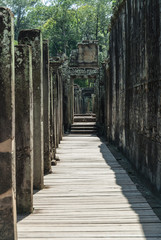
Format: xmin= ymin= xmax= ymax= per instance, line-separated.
xmin=0 ymin=0 xmax=41 ymax=39
xmin=30 ymin=1 xmax=80 ymax=55
xmin=75 ymin=0 xmax=112 ymax=59
xmin=39 ymin=0 xmax=113 ymax=58
xmin=1 ymin=0 xmax=114 ymax=59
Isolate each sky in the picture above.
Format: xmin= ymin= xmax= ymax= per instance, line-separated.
xmin=41 ymin=0 xmax=49 ymax=5
xmin=41 ymin=0 xmax=51 ymax=5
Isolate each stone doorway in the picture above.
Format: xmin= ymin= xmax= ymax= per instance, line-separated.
xmin=74 ymin=77 xmax=96 ymax=114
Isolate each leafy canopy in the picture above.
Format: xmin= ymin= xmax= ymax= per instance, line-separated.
xmin=1 ymin=0 xmax=115 ymax=60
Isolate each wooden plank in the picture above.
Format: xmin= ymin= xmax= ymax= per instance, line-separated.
xmin=17 ymin=135 xmax=161 ymax=239
xmin=17 ymin=232 xmax=161 ymax=238
xmin=18 ymin=238 xmax=161 ymax=240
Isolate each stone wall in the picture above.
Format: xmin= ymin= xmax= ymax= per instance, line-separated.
xmin=106 ymin=0 xmax=161 ymax=191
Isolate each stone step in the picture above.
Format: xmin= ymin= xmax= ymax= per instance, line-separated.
xmin=74 ymin=113 xmax=96 ymax=117
xmin=74 ymin=114 xmax=96 ymax=122
xmin=71 ymin=127 xmax=97 ymax=130
xmin=70 ymin=130 xmax=97 ymax=134
xmin=72 ymin=114 xmax=97 ymax=134
xmin=71 ymin=124 xmax=97 ymax=134
xmin=71 ymin=124 xmax=96 ymax=127
xmin=74 ymin=117 xmax=96 ymax=122
xmin=72 ymin=122 xmax=96 ymax=127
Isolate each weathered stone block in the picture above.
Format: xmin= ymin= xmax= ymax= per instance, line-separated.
xmin=43 ymin=40 xmax=51 ymax=173
xmin=49 ymin=65 xmax=55 ymax=160
xmin=63 ymin=77 xmax=74 ymax=132
xmin=78 ymin=40 xmax=98 ymax=67
xmin=50 ymin=61 xmax=64 ymax=151
xmin=0 ymin=7 xmax=17 ymax=240
xmin=15 ymin=45 xmax=33 ymax=213
xmin=74 ymin=84 xmax=82 ymax=114
xmin=56 ymin=73 xmax=63 ymax=146
xmin=18 ymin=29 xmax=44 ymax=190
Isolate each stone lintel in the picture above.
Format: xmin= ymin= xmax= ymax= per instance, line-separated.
xmin=50 ymin=61 xmax=63 ymax=73
xmin=68 ymin=67 xmax=99 ymax=76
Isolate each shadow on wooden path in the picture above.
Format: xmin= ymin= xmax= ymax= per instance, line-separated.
xmin=17 ymin=134 xmax=161 ymax=239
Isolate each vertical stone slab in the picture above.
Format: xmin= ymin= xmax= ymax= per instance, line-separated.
xmin=15 ymin=45 xmax=33 ymax=213
xmin=43 ymin=40 xmax=51 ymax=173
xmin=54 ymin=75 xmax=58 ymax=148
xmin=56 ymin=76 xmax=60 ymax=147
xmin=71 ymin=80 xmax=74 ymax=123
xmin=59 ymin=73 xmax=63 ymax=141
xmin=50 ymin=60 xmax=63 ymax=155
xmin=18 ymin=30 xmax=44 ymax=190
xmin=63 ymin=77 xmax=73 ymax=132
xmin=0 ymin=7 xmax=17 ymax=239
xmin=49 ymin=66 xmax=55 ymax=160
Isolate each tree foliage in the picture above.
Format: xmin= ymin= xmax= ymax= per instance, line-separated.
xmin=40 ymin=0 xmax=113 ymax=58
xmin=75 ymin=78 xmax=94 ymax=88
xmin=1 ymin=0 xmax=115 ymax=60
xmin=0 ymin=0 xmax=41 ymax=38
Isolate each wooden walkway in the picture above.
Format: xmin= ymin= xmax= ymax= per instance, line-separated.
xmin=17 ymin=135 xmax=161 ymax=239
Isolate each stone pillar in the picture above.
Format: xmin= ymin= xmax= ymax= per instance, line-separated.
xmin=56 ymin=73 xmax=63 ymax=146
xmin=63 ymin=78 xmax=69 ymax=132
xmin=49 ymin=66 xmax=55 ymax=161
xmin=15 ymin=45 xmax=33 ymax=213
xmin=43 ymin=40 xmax=51 ymax=174
xmin=94 ymin=75 xmax=99 ymax=122
xmin=71 ymin=79 xmax=74 ymax=122
xmin=55 ymin=66 xmax=64 ymax=146
xmin=56 ymin=76 xmax=60 ymax=147
xmin=59 ymin=72 xmax=63 ymax=141
xmin=52 ymin=70 xmax=57 ymax=155
xmin=18 ymin=29 xmax=44 ymax=190
xmin=50 ymin=61 xmax=63 ymax=154
xmin=63 ymin=77 xmax=73 ymax=131
xmin=0 ymin=7 xmax=17 ymax=239
xmin=54 ymin=76 xmax=59 ymax=148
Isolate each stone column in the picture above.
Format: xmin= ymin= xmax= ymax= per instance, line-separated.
xmin=59 ymin=72 xmax=63 ymax=140
xmin=43 ymin=40 xmax=51 ymax=174
xmin=71 ymin=79 xmax=74 ymax=123
xmin=18 ymin=29 xmax=44 ymax=190
xmin=49 ymin=66 xmax=55 ymax=161
xmin=54 ymin=75 xmax=59 ymax=148
xmin=63 ymin=77 xmax=73 ymax=132
xmin=49 ymin=64 xmax=58 ymax=165
xmin=56 ymin=76 xmax=60 ymax=147
xmin=94 ymin=75 xmax=99 ymax=122
xmin=15 ymin=45 xmax=33 ymax=213
xmin=0 ymin=7 xmax=17 ymax=239
xmin=50 ymin=61 xmax=62 ymax=154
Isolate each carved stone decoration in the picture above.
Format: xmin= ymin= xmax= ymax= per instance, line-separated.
xmin=68 ymin=67 xmax=99 ymax=76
